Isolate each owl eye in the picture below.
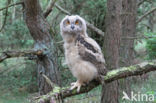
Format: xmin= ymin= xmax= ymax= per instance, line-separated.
xmin=66 ymin=20 xmax=70 ymax=25
xmin=75 ymin=20 xmax=79 ymax=25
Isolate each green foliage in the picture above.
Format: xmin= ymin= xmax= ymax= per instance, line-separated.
xmin=0 ymin=59 xmax=37 ymax=93
xmin=0 ymin=19 xmax=34 ymax=49
xmin=145 ymin=32 xmax=156 ymax=59
xmin=0 ymin=58 xmax=37 ymax=103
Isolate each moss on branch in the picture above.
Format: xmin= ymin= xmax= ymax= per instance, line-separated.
xmin=35 ymin=60 xmax=156 ymax=103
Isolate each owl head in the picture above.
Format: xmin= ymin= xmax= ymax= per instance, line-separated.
xmin=60 ymin=15 xmax=87 ymax=36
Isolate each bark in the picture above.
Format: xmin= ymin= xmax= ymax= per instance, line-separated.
xmin=120 ymin=0 xmax=136 ymax=66
xmin=102 ymin=0 xmax=122 ymax=103
xmin=23 ymin=0 xmax=60 ymax=95
xmin=0 ymin=50 xmax=43 ymax=62
xmin=120 ymin=0 xmax=137 ymax=96
xmin=34 ymin=60 xmax=156 ymax=103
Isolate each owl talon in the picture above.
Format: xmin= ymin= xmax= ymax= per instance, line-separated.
xmin=70 ymin=82 xmax=75 ymax=86
xmin=70 ymin=81 xmax=82 ymax=92
xmin=77 ymin=85 xmax=81 ymax=92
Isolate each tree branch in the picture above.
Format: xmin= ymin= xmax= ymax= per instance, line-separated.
xmin=137 ymin=7 xmax=156 ymax=24
xmin=0 ymin=50 xmax=43 ymax=62
xmin=137 ymin=0 xmax=152 ymax=7
xmin=43 ymin=0 xmax=58 ymax=18
xmin=54 ymin=4 xmax=105 ymax=36
xmin=0 ymin=1 xmax=105 ymax=36
xmin=0 ymin=1 xmax=23 ymax=11
xmin=35 ymin=60 xmax=156 ymax=103
xmin=0 ymin=0 xmax=10 ymax=32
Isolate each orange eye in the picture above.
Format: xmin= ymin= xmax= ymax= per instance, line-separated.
xmin=75 ymin=20 xmax=79 ymax=25
xmin=66 ymin=21 xmax=70 ymax=25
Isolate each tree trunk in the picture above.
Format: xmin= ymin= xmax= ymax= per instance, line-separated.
xmin=23 ymin=0 xmax=60 ymax=95
xmin=119 ymin=0 xmax=137 ymax=96
xmin=101 ymin=0 xmax=122 ymax=103
xmin=120 ymin=0 xmax=136 ymax=66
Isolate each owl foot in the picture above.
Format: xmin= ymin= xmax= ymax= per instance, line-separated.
xmin=70 ymin=80 xmax=84 ymax=92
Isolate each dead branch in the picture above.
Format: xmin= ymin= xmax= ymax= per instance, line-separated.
xmin=43 ymin=0 xmax=58 ymax=18
xmin=137 ymin=7 xmax=156 ymax=24
xmin=35 ymin=60 xmax=156 ymax=103
xmin=0 ymin=50 xmax=43 ymax=62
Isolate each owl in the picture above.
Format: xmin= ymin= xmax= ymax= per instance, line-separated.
xmin=60 ymin=15 xmax=107 ymax=92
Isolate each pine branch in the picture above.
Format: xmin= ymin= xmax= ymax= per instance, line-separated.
xmin=35 ymin=60 xmax=156 ymax=103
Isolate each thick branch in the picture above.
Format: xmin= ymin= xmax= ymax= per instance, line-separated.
xmin=35 ymin=60 xmax=156 ymax=103
xmin=137 ymin=7 xmax=156 ymax=24
xmin=54 ymin=4 xmax=105 ymax=36
xmin=0 ymin=50 xmax=43 ymax=62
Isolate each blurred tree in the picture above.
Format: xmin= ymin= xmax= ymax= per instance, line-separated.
xmin=102 ymin=0 xmax=122 ymax=102
xmin=119 ymin=0 xmax=137 ymax=96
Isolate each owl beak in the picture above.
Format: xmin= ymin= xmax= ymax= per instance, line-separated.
xmin=71 ymin=24 xmax=75 ymax=30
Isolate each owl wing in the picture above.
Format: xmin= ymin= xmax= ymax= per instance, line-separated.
xmin=76 ymin=35 xmax=107 ymax=75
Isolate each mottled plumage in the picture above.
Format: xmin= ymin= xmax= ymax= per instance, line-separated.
xmin=60 ymin=15 xmax=107 ymax=92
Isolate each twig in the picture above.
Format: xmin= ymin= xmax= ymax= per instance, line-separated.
xmin=42 ymin=73 xmax=55 ymax=88
xmin=137 ymin=7 xmax=156 ymax=24
xmin=54 ymin=40 xmax=64 ymax=44
xmin=35 ymin=60 xmax=156 ymax=103
xmin=121 ymin=35 xmax=155 ymax=40
xmin=55 ymin=3 xmax=71 ymax=15
xmin=137 ymin=0 xmax=152 ymax=7
xmin=0 ymin=1 xmax=23 ymax=11
xmin=138 ymin=0 xmax=146 ymax=6
xmin=43 ymin=0 xmax=58 ymax=18
xmin=0 ymin=0 xmax=10 ymax=32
